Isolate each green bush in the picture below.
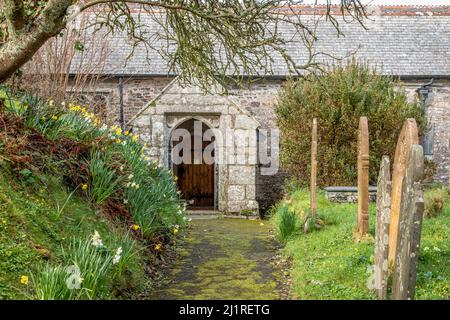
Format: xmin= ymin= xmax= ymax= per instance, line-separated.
xmin=424 ymin=187 xmax=448 ymax=218
xmin=276 ymin=61 xmax=426 ymax=186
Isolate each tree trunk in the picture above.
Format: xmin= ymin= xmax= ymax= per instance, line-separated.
xmin=0 ymin=0 xmax=73 ymax=83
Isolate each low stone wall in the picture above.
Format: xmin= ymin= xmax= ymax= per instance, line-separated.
xmin=325 ymin=186 xmax=377 ymax=203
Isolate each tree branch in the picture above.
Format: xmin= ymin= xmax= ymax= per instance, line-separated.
xmin=3 ymin=0 xmax=26 ymax=38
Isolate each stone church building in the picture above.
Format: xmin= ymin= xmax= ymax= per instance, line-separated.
xmin=70 ymin=5 xmax=450 ymax=214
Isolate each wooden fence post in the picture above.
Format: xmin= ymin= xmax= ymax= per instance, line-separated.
xmin=357 ymin=117 xmax=370 ymax=235
xmin=311 ymin=118 xmax=318 ymax=218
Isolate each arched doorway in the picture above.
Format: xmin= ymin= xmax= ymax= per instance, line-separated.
xmin=170 ymin=118 xmax=216 ymax=210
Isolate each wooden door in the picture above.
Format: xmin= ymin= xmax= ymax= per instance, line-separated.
xmin=173 ymin=128 xmax=215 ymax=209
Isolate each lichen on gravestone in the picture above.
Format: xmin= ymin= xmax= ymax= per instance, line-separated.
xmin=374 ymin=156 xmax=391 ymax=300
xmin=392 ymin=144 xmax=424 ymax=300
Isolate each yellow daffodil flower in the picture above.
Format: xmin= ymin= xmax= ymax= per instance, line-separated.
xmin=82 ymin=184 xmax=88 ymax=190
xmin=132 ymin=224 xmax=140 ymax=231
xmin=20 ymin=275 xmax=28 ymax=285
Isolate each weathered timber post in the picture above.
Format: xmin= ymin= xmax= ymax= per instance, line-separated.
xmin=388 ymin=119 xmax=419 ymax=266
xmin=357 ymin=116 xmax=370 ymax=235
xmin=374 ymin=156 xmax=391 ymax=299
xmin=311 ymin=118 xmax=318 ymax=218
xmin=392 ymin=144 xmax=424 ymax=300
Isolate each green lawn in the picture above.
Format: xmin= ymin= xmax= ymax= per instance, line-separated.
xmin=272 ymin=188 xmax=450 ymax=300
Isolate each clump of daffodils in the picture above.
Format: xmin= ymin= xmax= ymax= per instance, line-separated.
xmin=112 ymin=247 xmax=123 ymax=265
xmin=91 ymin=230 xmax=104 ymax=248
xmin=126 ymin=181 xmax=140 ymax=189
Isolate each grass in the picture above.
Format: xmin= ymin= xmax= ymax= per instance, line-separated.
xmin=0 ymin=87 xmax=186 ymax=299
xmin=0 ymin=174 xmax=147 ymax=299
xmin=271 ymin=187 xmax=450 ymax=300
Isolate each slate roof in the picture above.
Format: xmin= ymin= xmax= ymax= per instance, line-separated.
xmin=72 ymin=5 xmax=450 ymax=78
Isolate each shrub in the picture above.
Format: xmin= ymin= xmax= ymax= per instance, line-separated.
xmin=276 ymin=206 xmax=299 ymax=242
xmin=276 ymin=61 xmax=426 ymax=187
xmin=424 ymin=187 xmax=448 ymax=218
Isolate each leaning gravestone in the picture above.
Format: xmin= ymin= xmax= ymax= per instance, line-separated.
xmin=357 ymin=117 xmax=370 ymax=235
xmin=392 ymin=145 xmax=424 ymax=300
xmin=310 ymin=118 xmax=318 ymax=218
xmin=388 ymin=119 xmax=419 ymax=266
xmin=374 ymin=156 xmax=391 ymax=299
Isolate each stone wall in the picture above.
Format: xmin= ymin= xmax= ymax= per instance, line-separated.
xmin=129 ymin=81 xmax=260 ymax=214
xmin=404 ymin=79 xmax=450 ymax=185
xmin=68 ymin=76 xmax=172 ymax=125
xmin=229 ymin=81 xmax=287 ymax=214
xmin=69 ymin=76 xmax=450 ymax=214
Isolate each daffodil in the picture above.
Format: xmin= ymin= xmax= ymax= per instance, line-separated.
xmin=115 ymin=127 xmax=122 ymax=136
xmin=20 ymin=275 xmax=28 ymax=285
xmin=82 ymin=184 xmax=88 ymax=190
xmin=131 ymin=224 xmax=140 ymax=231
xmin=91 ymin=230 xmax=103 ymax=248
xmin=113 ymin=247 xmax=123 ymax=265
xmin=154 ymin=243 xmax=162 ymax=251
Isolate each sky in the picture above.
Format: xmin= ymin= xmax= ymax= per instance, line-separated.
xmin=306 ymin=1 xmax=450 ymax=5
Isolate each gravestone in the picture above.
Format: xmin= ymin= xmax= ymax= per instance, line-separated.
xmin=357 ymin=117 xmax=370 ymax=235
xmin=388 ymin=119 xmax=419 ymax=266
xmin=374 ymin=156 xmax=391 ymax=299
xmin=310 ymin=118 xmax=318 ymax=218
xmin=392 ymin=144 xmax=424 ymax=300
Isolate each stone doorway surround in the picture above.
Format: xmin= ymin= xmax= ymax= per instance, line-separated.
xmin=129 ymin=80 xmax=260 ymax=214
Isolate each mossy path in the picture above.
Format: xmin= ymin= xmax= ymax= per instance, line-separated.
xmin=150 ymin=218 xmax=281 ymax=300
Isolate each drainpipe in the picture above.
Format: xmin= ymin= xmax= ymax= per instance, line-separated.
xmin=416 ymin=79 xmax=434 ymax=157
xmin=118 ymin=76 xmax=125 ymax=131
